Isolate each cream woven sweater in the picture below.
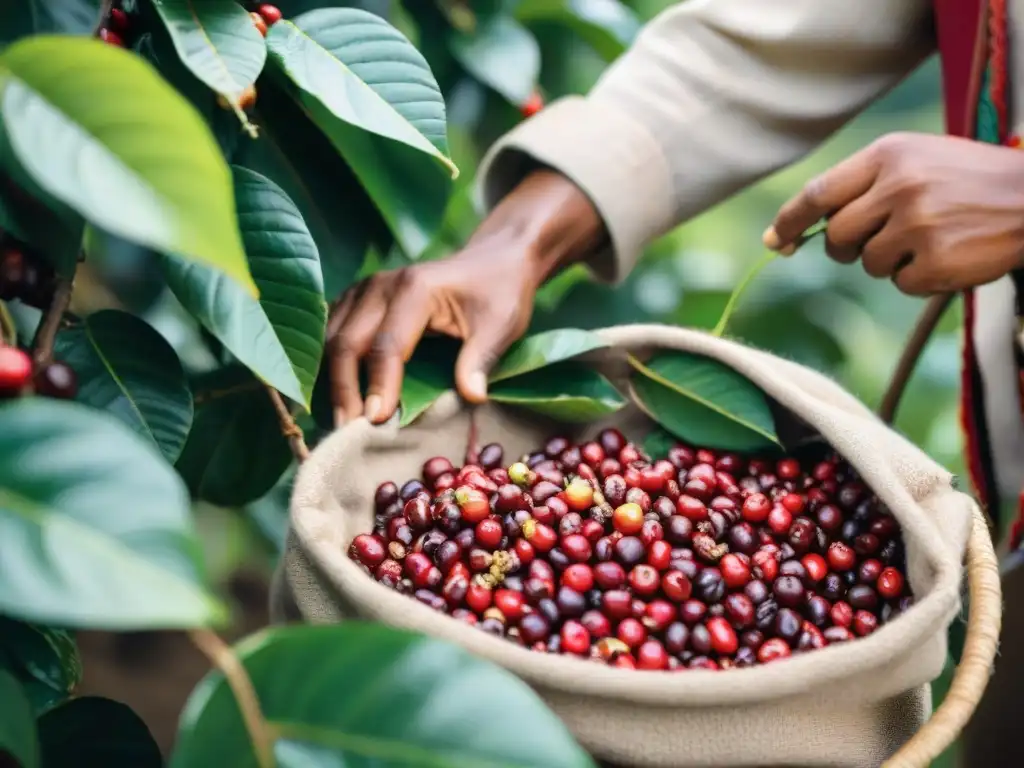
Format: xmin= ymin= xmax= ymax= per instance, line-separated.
xmin=477 ymin=0 xmax=1024 ymax=507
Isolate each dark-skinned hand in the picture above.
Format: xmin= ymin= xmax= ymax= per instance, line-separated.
xmin=326 ymin=170 xmax=607 ymax=427
xmin=763 ymin=132 xmax=1024 ymax=294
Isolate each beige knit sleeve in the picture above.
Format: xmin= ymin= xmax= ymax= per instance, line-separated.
xmin=476 ymin=0 xmax=934 ymax=282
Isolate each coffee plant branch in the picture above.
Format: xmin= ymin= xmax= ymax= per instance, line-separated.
xmin=31 ymin=274 xmax=74 ymax=366
xmin=266 ymin=385 xmax=310 ymax=462
xmin=189 ymin=629 xmax=275 ymax=768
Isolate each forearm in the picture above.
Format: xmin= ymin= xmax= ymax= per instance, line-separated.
xmin=478 ymin=0 xmax=934 ymax=284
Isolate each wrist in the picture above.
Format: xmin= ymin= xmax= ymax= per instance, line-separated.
xmin=468 ymin=170 xmax=608 ymax=288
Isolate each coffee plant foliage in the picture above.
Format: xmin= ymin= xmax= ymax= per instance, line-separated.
xmin=0 ymin=1 xmax=653 ymax=766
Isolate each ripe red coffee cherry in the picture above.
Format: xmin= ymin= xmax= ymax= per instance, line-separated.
xmin=521 ymin=90 xmax=544 ymax=118
xmin=877 ymin=567 xmax=905 ymax=599
xmin=602 ymin=589 xmax=633 ymax=621
xmin=629 ymin=564 xmax=660 ymax=597
xmin=593 ymin=561 xmax=626 ymax=590
xmin=661 ymin=569 xmax=692 ymax=602
xmin=800 ymin=553 xmax=828 ymax=583
xmin=612 ymin=502 xmax=644 ymax=534
xmin=647 ymin=539 xmax=672 ymax=570
xmin=562 ymin=563 xmax=594 ymax=593
xmin=617 ymin=617 xmax=647 ymax=648
xmin=776 ymin=458 xmax=801 ymax=480
xmin=643 ymin=600 xmax=677 ymax=632
xmin=742 ymin=493 xmax=771 ymax=523
xmin=561 ymin=533 xmax=592 ymax=562
xmin=257 ymin=3 xmax=283 ymax=25
xmin=636 ymin=639 xmax=669 ymax=670
xmin=707 ymin=616 xmax=739 ymax=655
xmin=757 ymin=638 xmax=791 ymax=663
xmin=853 ymin=610 xmax=879 ymax=636
xmin=109 ymin=8 xmax=130 ymax=32
xmin=831 ymin=601 xmax=854 ymax=628
xmin=474 ymin=518 xmax=503 ymax=549
xmin=422 ymin=456 xmax=454 ymax=486
xmin=561 ymin=620 xmax=590 ymax=654
xmin=466 ymin=583 xmax=492 ymax=613
xmin=99 ymin=28 xmax=125 ymax=46
xmin=349 ymin=534 xmax=386 ymax=568
xmin=404 ymin=552 xmax=441 ymax=589
xmin=513 ymin=538 xmax=534 ymax=565
xmin=454 ymin=486 xmax=490 ymax=523
xmin=827 ymin=541 xmax=856 ymax=571
xmin=0 ymin=346 xmax=31 ymax=394
xmin=719 ymin=554 xmax=751 ymax=589
xmin=494 ymin=589 xmax=525 ymax=621
xmin=564 ymin=477 xmax=594 ymax=511
xmin=766 ymin=505 xmax=793 ymax=534
xmin=675 ymin=495 xmax=708 ymax=522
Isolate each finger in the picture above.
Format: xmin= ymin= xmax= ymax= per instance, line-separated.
xmin=824 ymin=192 xmax=889 ymax=264
xmin=891 ymin=257 xmax=933 ymax=296
xmin=860 ymin=220 xmax=914 ymax=279
xmin=328 ymin=282 xmax=389 ymax=425
xmin=767 ymin=148 xmax=882 ymax=250
xmin=326 ymin=285 xmax=360 ymax=339
xmin=455 ymin=321 xmax=516 ymax=404
xmin=364 ymin=284 xmax=433 ymax=424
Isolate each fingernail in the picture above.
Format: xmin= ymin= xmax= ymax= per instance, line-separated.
xmin=467 ymin=372 xmax=487 ymax=401
xmin=779 ymin=244 xmax=797 ymax=257
xmin=364 ymin=394 xmax=382 ymax=422
xmin=334 ymin=407 xmax=347 ymax=427
xmin=762 ymin=226 xmax=781 ymax=250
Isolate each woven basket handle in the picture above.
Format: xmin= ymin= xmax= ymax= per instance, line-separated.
xmin=879 ymin=292 xmax=1003 ymax=766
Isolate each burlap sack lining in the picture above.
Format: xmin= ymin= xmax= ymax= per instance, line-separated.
xmin=276 ymin=324 xmax=975 ymax=766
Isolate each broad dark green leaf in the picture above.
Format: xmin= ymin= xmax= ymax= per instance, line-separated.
xmin=515 ymin=0 xmax=641 ymax=61
xmin=0 ymin=0 xmax=101 ymax=49
xmin=400 ymin=353 xmax=456 ymax=427
xmin=171 ymin=623 xmax=595 ymax=768
xmin=37 ymin=697 xmax=162 ymax=768
xmin=151 ymin=0 xmax=267 ymax=123
xmin=629 ymin=352 xmax=781 ymax=452
xmin=490 ymin=362 xmax=625 ymax=422
xmin=0 ymin=618 xmax=81 ymax=715
xmin=489 ymin=328 xmax=609 ymax=383
xmin=450 ymin=16 xmax=540 ymax=105
xmin=176 ymin=366 xmax=293 ymax=507
xmin=162 ymin=166 xmax=326 ymax=407
xmin=0 ymin=180 xmax=82 ymax=277
xmin=242 ymin=78 xmax=389 ymax=297
xmin=0 ymin=670 xmax=38 ymax=768
xmin=54 ymin=310 xmax=193 ymax=462
xmin=0 ymin=398 xmax=225 ymax=629
xmin=0 ymin=36 xmax=256 ymax=294
xmin=641 ymin=427 xmax=677 ymax=462
xmin=265 ymin=9 xmax=456 ymax=257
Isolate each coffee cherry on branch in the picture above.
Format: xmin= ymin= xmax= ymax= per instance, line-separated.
xmin=0 ymin=345 xmax=32 ymax=396
xmin=98 ymin=28 xmax=125 ymax=47
xmin=352 ymin=430 xmax=913 ymax=670
xmin=256 ymin=4 xmax=283 ymax=26
xmin=521 ymin=91 xmax=544 ymax=118
xmin=250 ymin=11 xmax=268 ymax=37
xmin=33 ymin=361 xmax=77 ymax=400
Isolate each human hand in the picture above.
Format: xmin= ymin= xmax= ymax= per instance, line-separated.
xmin=326 ymin=171 xmax=607 ymax=426
xmin=763 ymin=132 xmax=1024 ymax=294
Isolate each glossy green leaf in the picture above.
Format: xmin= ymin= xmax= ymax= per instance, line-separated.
xmin=265 ymin=9 xmax=455 ymax=257
xmin=450 ymin=16 xmax=540 ymax=105
xmin=162 ymin=166 xmax=326 ymax=407
xmin=400 ymin=358 xmax=455 ymax=428
xmin=0 ymin=1 xmax=101 ymax=49
xmin=0 ymin=398 xmax=225 ymax=629
xmin=0 ymin=36 xmax=257 ymax=295
xmin=54 ymin=310 xmax=193 ymax=463
xmin=641 ymin=427 xmax=677 ymax=463
xmin=490 ymin=363 xmax=625 ymax=422
xmin=175 ymin=366 xmax=293 ymax=507
xmin=172 ymin=622 xmax=595 ymax=768
xmin=489 ymin=328 xmax=609 ymax=383
xmin=515 ymin=0 xmax=641 ymax=61
xmin=0 ymin=618 xmax=81 ymax=716
xmin=151 ymin=0 xmax=267 ymax=122
xmin=629 ymin=352 xmax=781 ymax=452
xmin=37 ymin=697 xmax=162 ymax=768
xmin=0 ymin=670 xmax=38 ymax=768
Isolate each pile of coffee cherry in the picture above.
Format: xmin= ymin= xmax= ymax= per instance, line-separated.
xmin=348 ymin=429 xmax=912 ymax=670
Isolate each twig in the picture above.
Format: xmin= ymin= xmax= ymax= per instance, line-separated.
xmin=193 ymin=380 xmax=264 ymax=406
xmin=32 ymin=275 xmax=74 ymax=366
xmin=0 ymin=301 xmax=16 ymax=346
xmin=188 ymin=629 xmax=275 ymax=768
xmin=712 ymin=249 xmax=777 ymax=337
xmin=878 ymin=292 xmax=955 ymax=426
xmin=266 ymin=386 xmax=309 ymax=462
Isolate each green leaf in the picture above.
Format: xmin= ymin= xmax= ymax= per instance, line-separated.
xmin=54 ymin=310 xmax=194 ymax=463
xmin=0 ymin=618 xmax=81 ymax=716
xmin=0 ymin=36 xmax=257 ymax=295
xmin=399 ymin=344 xmax=457 ymax=427
xmin=0 ymin=670 xmax=38 ymax=768
xmin=150 ymin=0 xmax=267 ymax=121
xmin=176 ymin=366 xmax=293 ymax=507
xmin=450 ymin=16 xmax=540 ymax=105
xmin=0 ymin=1 xmax=101 ymax=49
xmin=641 ymin=427 xmax=677 ymax=462
xmin=629 ymin=352 xmax=781 ymax=452
xmin=172 ymin=622 xmax=596 ymax=768
xmin=489 ymin=328 xmax=609 ymax=383
xmin=162 ymin=166 xmax=326 ymax=407
xmin=515 ymin=0 xmax=641 ymax=61
xmin=0 ymin=398 xmax=226 ymax=629
xmin=37 ymin=697 xmax=162 ymax=768
xmin=490 ymin=363 xmax=625 ymax=422
xmin=265 ymin=9 xmax=456 ymax=257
